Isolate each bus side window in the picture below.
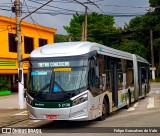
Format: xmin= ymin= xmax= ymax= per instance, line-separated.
xmin=126 ymin=61 xmax=134 ymax=87
xmin=105 ymin=56 xmax=111 ymax=91
xmin=117 ymin=60 xmax=123 ymax=90
xmin=141 ymin=68 xmax=146 ymax=83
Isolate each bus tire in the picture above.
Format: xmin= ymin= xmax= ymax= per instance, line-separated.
xmin=99 ymin=99 xmax=108 ymax=121
xmin=126 ymin=92 xmax=131 ymax=109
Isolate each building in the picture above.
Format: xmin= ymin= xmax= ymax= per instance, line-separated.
xmin=0 ymin=16 xmax=57 ymax=91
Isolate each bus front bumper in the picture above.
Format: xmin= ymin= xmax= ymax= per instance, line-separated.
xmin=26 ymin=102 xmax=88 ymax=121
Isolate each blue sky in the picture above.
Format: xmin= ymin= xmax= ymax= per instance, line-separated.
xmin=0 ymin=0 xmax=150 ymax=34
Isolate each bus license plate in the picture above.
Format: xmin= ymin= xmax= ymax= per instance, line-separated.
xmin=46 ymin=115 xmax=57 ymax=120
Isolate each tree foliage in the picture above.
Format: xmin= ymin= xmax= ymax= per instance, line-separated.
xmin=64 ymin=12 xmax=121 ymax=45
xmin=119 ymin=41 xmax=147 ymax=58
xmin=121 ymin=0 xmax=160 ymax=69
xmin=149 ymin=0 xmax=160 ymax=12
xmin=54 ymin=34 xmax=69 ymax=43
xmin=114 ymin=0 xmax=160 ymax=76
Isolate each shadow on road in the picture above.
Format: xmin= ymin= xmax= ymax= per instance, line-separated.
xmin=39 ymin=120 xmax=102 ymax=133
xmin=41 ymin=120 xmax=98 ymax=129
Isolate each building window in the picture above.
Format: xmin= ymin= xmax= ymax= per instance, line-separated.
xmin=24 ymin=36 xmax=34 ymax=54
xmin=8 ymin=33 xmax=17 ymax=52
xmin=39 ymin=38 xmax=47 ymax=47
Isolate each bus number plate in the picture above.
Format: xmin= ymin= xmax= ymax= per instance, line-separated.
xmin=46 ymin=115 xmax=57 ymax=120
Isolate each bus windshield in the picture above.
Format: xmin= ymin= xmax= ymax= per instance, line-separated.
xmin=27 ymin=58 xmax=88 ymax=99
xmin=53 ymin=67 xmax=88 ymax=92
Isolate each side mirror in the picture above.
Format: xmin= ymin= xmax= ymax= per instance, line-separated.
xmin=18 ymin=68 xmax=23 ymax=82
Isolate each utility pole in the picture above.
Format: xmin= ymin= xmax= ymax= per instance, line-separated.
xmin=15 ymin=0 xmax=25 ymax=109
xmin=81 ymin=22 xmax=85 ymax=41
xmin=84 ymin=6 xmax=88 ymax=41
xmin=69 ymin=35 xmax=72 ymax=42
xmin=74 ymin=0 xmax=88 ymax=41
xmin=14 ymin=0 xmax=53 ymax=109
xmin=150 ymin=29 xmax=155 ymax=80
xmin=84 ymin=6 xmax=87 ymax=41
xmin=81 ymin=7 xmax=87 ymax=41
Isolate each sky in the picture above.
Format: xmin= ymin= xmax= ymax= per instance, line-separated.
xmin=0 ymin=0 xmax=150 ymax=35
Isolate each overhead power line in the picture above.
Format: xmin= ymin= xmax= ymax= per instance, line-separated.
xmin=23 ymin=0 xmax=41 ymax=37
xmin=21 ymin=9 xmax=145 ymax=17
xmin=28 ymin=0 xmax=84 ymax=13
xmin=23 ymin=0 xmax=147 ymax=17
xmin=87 ymin=0 xmax=105 ymax=14
xmin=0 ymin=8 xmax=11 ymax=11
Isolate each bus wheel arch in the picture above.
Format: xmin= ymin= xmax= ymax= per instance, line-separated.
xmin=104 ymin=95 xmax=110 ymax=113
xmin=98 ymin=95 xmax=109 ymax=121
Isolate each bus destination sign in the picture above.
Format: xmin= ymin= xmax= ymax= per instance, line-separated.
xmin=38 ymin=62 xmax=70 ymax=67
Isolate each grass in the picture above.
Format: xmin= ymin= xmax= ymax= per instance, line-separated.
xmin=0 ymin=90 xmax=11 ymax=96
xmin=150 ymin=77 xmax=160 ymax=82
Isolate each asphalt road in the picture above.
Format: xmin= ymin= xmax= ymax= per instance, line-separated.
xmin=1 ymin=85 xmax=160 ymax=136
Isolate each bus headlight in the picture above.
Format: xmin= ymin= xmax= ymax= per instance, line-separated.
xmin=72 ymin=93 xmax=88 ymax=106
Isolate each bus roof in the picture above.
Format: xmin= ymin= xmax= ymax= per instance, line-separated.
xmin=30 ymin=41 xmax=148 ymax=63
xmin=133 ymin=54 xmax=149 ymax=64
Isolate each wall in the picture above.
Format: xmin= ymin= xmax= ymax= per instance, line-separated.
xmin=0 ymin=15 xmax=57 ymax=74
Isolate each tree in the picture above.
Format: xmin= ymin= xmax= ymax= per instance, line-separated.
xmin=64 ymin=12 xmax=121 ymax=45
xmin=121 ymin=2 xmax=160 ymax=59
xmin=54 ymin=34 xmax=69 ymax=43
xmin=149 ymin=0 xmax=160 ymax=12
xmin=119 ymin=0 xmax=160 ymax=77
xmin=119 ymin=41 xmax=147 ymax=59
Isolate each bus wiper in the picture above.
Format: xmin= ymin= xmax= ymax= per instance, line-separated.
xmin=34 ymin=83 xmax=50 ymax=98
xmin=54 ymin=81 xmax=70 ymax=98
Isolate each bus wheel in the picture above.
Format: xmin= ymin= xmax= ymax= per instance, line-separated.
xmin=126 ymin=92 xmax=130 ymax=109
xmin=143 ymin=87 xmax=147 ymax=99
xmin=99 ymin=99 xmax=108 ymax=121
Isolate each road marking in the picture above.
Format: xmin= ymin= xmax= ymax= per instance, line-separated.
xmin=150 ymin=89 xmax=160 ymax=94
xmin=14 ymin=111 xmax=28 ymax=116
xmin=127 ymin=102 xmax=139 ymax=111
xmin=156 ymin=90 xmax=160 ymax=94
xmin=30 ymin=120 xmax=41 ymax=123
xmin=133 ymin=102 xmax=139 ymax=108
xmin=147 ymin=97 xmax=154 ymax=109
xmin=127 ymin=107 xmax=135 ymax=111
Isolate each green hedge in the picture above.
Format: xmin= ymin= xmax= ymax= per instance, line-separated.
xmin=0 ymin=90 xmax=11 ymax=96
xmin=150 ymin=77 xmax=160 ymax=82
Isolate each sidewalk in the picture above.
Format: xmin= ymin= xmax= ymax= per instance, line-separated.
xmin=0 ymin=93 xmax=27 ymax=127
xmin=150 ymin=82 xmax=160 ymax=94
xmin=0 ymin=82 xmax=160 ymax=127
